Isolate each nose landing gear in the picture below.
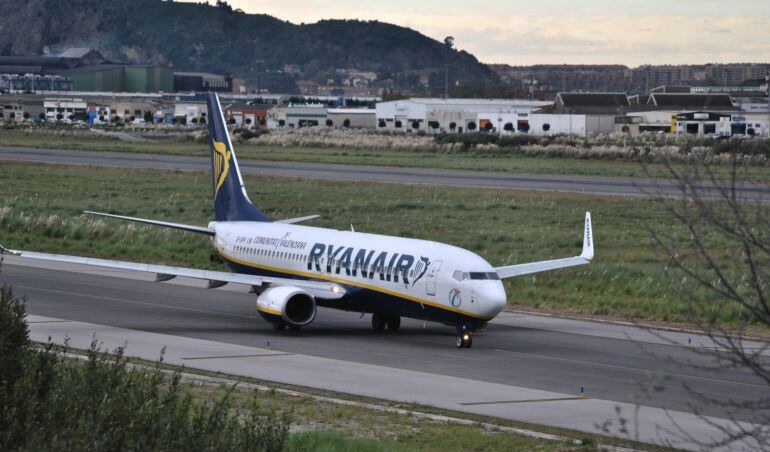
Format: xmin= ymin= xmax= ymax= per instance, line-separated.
xmin=456 ymin=324 xmax=473 ymax=348
xmin=456 ymin=332 xmax=473 ymax=348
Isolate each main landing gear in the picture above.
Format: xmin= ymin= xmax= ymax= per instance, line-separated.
xmin=456 ymin=324 xmax=473 ymax=348
xmin=372 ymin=313 xmax=401 ymax=331
xmin=272 ymin=322 xmax=301 ymax=331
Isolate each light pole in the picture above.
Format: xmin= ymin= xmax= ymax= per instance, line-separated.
xmin=255 ymin=59 xmax=264 ymax=95
xmin=443 ymin=36 xmax=454 ymax=99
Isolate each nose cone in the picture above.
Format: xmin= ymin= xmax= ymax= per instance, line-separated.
xmin=478 ymin=281 xmax=507 ymax=318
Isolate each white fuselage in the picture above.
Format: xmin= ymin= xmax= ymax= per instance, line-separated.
xmin=211 ymin=221 xmax=507 ymax=323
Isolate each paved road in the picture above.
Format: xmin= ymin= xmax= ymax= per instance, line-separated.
xmin=3 ymin=261 xmax=768 ymax=426
xmin=2 ymin=147 xmax=768 ymax=200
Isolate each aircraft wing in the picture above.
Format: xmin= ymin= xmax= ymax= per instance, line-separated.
xmin=495 ymin=212 xmax=594 ymax=279
xmin=0 ymin=246 xmax=345 ymax=300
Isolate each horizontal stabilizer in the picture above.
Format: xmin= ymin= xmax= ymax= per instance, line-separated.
xmin=84 ymin=211 xmax=214 ymax=236
xmin=495 ymin=212 xmax=594 ymax=279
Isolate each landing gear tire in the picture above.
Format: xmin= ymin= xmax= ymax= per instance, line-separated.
xmin=273 ymin=322 xmax=287 ymax=331
xmin=386 ymin=316 xmax=401 ymax=331
xmin=456 ymin=333 xmax=473 ymax=348
xmin=372 ymin=313 xmax=387 ymax=331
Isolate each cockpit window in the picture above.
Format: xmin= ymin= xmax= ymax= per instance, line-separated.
xmin=468 ymin=272 xmax=500 ymax=280
xmin=453 ymin=271 xmax=499 ymax=281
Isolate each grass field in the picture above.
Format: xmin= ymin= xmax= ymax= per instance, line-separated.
xmin=4 ymin=130 xmax=768 ymax=181
xmin=1 ymin=160 xmax=750 ymax=330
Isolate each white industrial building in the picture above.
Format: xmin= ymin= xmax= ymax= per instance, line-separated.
xmin=269 ymin=104 xmax=327 ymax=128
xmin=44 ymin=98 xmax=87 ymax=122
xmin=375 ymin=98 xmax=549 ymax=133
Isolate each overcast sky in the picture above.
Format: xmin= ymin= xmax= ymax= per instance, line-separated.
xmin=197 ymin=0 xmax=770 ymax=66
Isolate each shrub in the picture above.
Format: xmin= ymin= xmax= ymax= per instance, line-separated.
xmin=496 ymin=135 xmax=540 ymax=147
xmin=503 ymin=122 xmax=513 ymax=131
xmin=0 ymin=285 xmax=290 ymax=451
xmin=343 ymin=119 xmax=351 ymax=128
xmin=467 ymin=121 xmax=476 ymax=131
xmin=326 ymin=119 xmax=333 ymax=127
xmin=411 ymin=120 xmax=420 ymax=130
xmin=449 ymin=122 xmax=456 ymax=130
xmin=0 ymin=284 xmax=28 ymax=391
xmin=394 ymin=120 xmax=402 ymax=128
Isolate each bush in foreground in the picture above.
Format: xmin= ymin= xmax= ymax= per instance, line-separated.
xmin=0 ymin=284 xmax=289 ymax=451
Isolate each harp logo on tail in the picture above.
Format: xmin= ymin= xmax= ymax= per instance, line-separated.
xmin=213 ymin=141 xmax=231 ymax=196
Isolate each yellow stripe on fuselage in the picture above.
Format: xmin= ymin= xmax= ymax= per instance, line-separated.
xmin=218 ymin=248 xmax=489 ymax=320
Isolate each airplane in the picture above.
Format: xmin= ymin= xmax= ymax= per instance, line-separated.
xmin=0 ymin=92 xmax=595 ymax=349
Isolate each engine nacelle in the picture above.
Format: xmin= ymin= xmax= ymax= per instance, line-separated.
xmin=256 ymin=286 xmax=316 ymax=328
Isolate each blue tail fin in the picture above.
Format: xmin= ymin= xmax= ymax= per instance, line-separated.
xmin=206 ymin=92 xmax=270 ymax=222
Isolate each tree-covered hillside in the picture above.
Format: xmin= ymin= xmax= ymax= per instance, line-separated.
xmin=0 ymin=0 xmax=498 ymax=92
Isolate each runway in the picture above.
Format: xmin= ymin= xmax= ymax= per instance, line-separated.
xmin=2 ymin=146 xmax=768 ymax=200
xmin=3 ymin=257 xmax=769 ymax=450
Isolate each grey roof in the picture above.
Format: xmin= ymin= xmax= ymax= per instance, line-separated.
xmin=58 ymin=48 xmax=96 ymax=58
xmin=649 ymin=93 xmax=735 ymax=109
xmin=558 ymin=92 xmax=630 ymax=107
xmin=174 ymin=71 xmax=226 ymax=79
xmin=554 ymin=92 xmax=630 ymax=114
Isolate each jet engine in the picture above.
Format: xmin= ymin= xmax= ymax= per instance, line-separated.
xmin=256 ymin=286 xmax=317 ymax=328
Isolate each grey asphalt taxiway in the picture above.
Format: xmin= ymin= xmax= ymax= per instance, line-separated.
xmin=2 ymin=146 xmax=768 ymax=200
xmin=3 ymin=257 xmax=769 ymax=450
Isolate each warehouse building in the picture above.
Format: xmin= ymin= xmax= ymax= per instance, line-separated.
xmin=224 ymin=103 xmax=269 ymax=128
xmin=0 ymin=48 xmax=173 ymax=93
xmin=375 ymin=98 xmax=548 ymax=133
xmin=269 ymin=105 xmax=327 ymax=128
xmin=530 ymin=92 xmax=630 ymax=135
xmin=174 ymin=72 xmax=233 ymax=93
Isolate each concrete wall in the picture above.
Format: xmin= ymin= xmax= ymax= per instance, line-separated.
xmin=530 ymin=114 xmax=587 ymax=136
xmin=585 ymin=115 xmax=616 ymax=134
xmin=327 ymin=110 xmax=376 ymax=128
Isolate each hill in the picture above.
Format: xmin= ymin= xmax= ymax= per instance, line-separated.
xmin=0 ymin=0 xmax=498 ymax=92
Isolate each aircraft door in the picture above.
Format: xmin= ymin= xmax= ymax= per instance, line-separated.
xmin=426 ymin=261 xmax=442 ymax=296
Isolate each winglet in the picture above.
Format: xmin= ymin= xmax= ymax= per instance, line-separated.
xmin=580 ymin=211 xmax=594 ymax=261
xmin=275 ymin=215 xmax=320 ymax=224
